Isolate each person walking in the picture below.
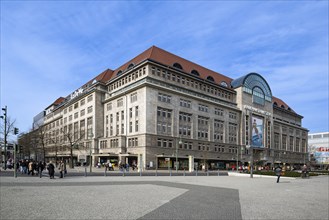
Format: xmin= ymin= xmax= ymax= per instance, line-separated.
xmin=47 ymin=161 xmax=55 ymax=179
xmin=275 ymin=166 xmax=282 ymax=183
xmin=58 ymin=161 xmax=64 ymax=178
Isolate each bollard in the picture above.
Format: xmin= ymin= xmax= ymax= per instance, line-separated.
xmin=218 ymin=169 xmax=220 ymax=176
xmin=84 ymin=167 xmax=87 ymax=177
xmin=196 ymin=169 xmax=198 ymax=176
xmin=184 ymin=169 xmax=186 ymax=176
xmin=39 ymin=167 xmax=42 ymax=178
xmin=170 ymin=169 xmax=172 ymax=176
xmin=123 ymin=169 xmax=125 ymax=177
xmin=207 ymin=170 xmax=209 ymax=176
xmin=104 ymin=167 xmax=107 ymax=177
xmin=155 ymin=169 xmax=158 ymax=176
xmin=140 ymin=170 xmax=142 ymax=177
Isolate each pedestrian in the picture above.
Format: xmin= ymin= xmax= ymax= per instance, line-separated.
xmin=275 ymin=166 xmax=282 ymax=183
xmin=38 ymin=161 xmax=44 ymax=174
xmin=302 ymin=165 xmax=308 ymax=178
xmin=58 ymin=161 xmax=64 ymax=178
xmin=47 ymin=161 xmax=55 ymax=179
xmin=28 ymin=161 xmax=34 ymax=175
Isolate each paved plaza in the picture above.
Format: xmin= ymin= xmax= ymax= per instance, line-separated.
xmin=0 ymin=170 xmax=328 ymax=220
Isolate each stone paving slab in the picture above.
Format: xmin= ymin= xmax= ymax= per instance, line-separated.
xmin=0 ymin=173 xmax=328 ymax=220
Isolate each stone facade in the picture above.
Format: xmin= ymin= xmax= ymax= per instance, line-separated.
xmin=24 ymin=46 xmax=308 ymax=171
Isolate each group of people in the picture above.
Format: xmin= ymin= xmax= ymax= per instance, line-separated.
xmin=46 ymin=160 xmax=66 ymax=179
xmin=3 ymin=159 xmax=67 ymax=179
xmin=15 ymin=160 xmax=46 ymax=176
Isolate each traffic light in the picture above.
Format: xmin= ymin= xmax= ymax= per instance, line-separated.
xmin=14 ymin=127 xmax=19 ymax=135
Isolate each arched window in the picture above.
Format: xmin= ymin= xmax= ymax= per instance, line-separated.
xmin=231 ymin=73 xmax=272 ymax=102
xmin=191 ymin=70 xmax=200 ymax=76
xmin=288 ymin=107 xmax=291 ymax=111
xmin=252 ymin=87 xmax=265 ymax=106
xmin=220 ymin=81 xmax=228 ymax=87
xmin=173 ymin=63 xmax=183 ymax=70
xmin=117 ymin=70 xmax=123 ymax=76
xmin=206 ymin=76 xmax=214 ymax=82
xmin=127 ymin=63 xmax=134 ymax=70
xmin=281 ymin=105 xmax=285 ymax=109
xmin=273 ymin=102 xmax=278 ymax=106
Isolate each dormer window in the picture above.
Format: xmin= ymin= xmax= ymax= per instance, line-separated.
xmin=173 ymin=63 xmax=183 ymax=70
xmin=220 ymin=81 xmax=228 ymax=87
xmin=191 ymin=70 xmax=200 ymax=76
xmin=117 ymin=70 xmax=123 ymax=76
xmin=288 ymin=107 xmax=291 ymax=111
xmin=206 ymin=76 xmax=214 ymax=82
xmin=127 ymin=63 xmax=134 ymax=70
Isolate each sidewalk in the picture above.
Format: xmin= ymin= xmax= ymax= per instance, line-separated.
xmin=1 ymin=170 xmax=328 ymax=220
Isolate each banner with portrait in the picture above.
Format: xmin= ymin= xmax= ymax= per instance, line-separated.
xmin=251 ymin=116 xmax=264 ymax=148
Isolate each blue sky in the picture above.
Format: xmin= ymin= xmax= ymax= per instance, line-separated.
xmin=1 ymin=1 xmax=328 ymax=136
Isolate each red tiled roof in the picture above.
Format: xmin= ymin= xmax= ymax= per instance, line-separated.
xmin=111 ymin=46 xmax=233 ymax=88
xmin=53 ymin=97 xmax=65 ymax=106
xmin=273 ymin=96 xmax=295 ymax=113
xmin=85 ymin=68 xmax=114 ymax=86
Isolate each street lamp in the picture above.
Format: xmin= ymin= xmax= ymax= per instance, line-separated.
xmin=1 ymin=106 xmax=7 ymax=170
xmin=246 ymin=145 xmax=253 ymax=178
xmin=176 ymin=136 xmax=182 ymax=172
xmin=88 ymin=132 xmax=94 ymax=173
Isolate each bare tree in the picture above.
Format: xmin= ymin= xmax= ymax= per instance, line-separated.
xmin=0 ymin=116 xmax=16 ymax=169
xmin=36 ymin=125 xmax=47 ymax=163
xmin=48 ymin=133 xmax=62 ymax=166
xmin=60 ymin=124 xmax=84 ymax=168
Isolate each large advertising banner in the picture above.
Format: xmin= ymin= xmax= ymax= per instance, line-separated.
xmin=251 ymin=116 xmax=264 ymax=148
xmin=314 ymin=147 xmax=329 ymax=164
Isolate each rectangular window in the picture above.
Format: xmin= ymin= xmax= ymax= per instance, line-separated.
xmin=129 ymin=108 xmax=133 ymax=118
xmin=135 ymin=106 xmax=139 ymax=117
xmin=107 ymin=102 xmax=112 ymax=111
xmin=130 ymin=93 xmax=137 ymax=103
xmin=74 ymin=103 xmax=79 ymax=109
xmin=80 ymin=109 xmax=85 ymax=117
xmin=198 ymin=104 xmax=208 ymax=112
xmin=180 ymin=99 xmax=191 ymax=108
xmin=135 ymin=120 xmax=139 ymax=132
xmin=87 ymin=106 xmax=93 ymax=113
xmin=80 ymin=99 xmax=85 ymax=106
xmin=117 ymin=98 xmax=123 ymax=107
xmin=87 ymin=95 xmax=93 ymax=102
xmin=158 ymin=93 xmax=171 ymax=103
xmin=74 ymin=112 xmax=78 ymax=119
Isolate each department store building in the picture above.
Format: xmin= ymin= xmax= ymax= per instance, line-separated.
xmin=30 ymin=46 xmax=309 ymax=170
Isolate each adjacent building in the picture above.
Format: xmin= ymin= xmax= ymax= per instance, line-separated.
xmin=23 ymin=46 xmax=309 ymax=170
xmin=308 ymin=132 xmax=329 ymax=169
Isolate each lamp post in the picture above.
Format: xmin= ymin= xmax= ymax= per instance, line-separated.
xmin=176 ymin=136 xmax=182 ymax=172
xmin=89 ymin=132 xmax=94 ymax=173
xmin=1 ymin=106 xmax=7 ymax=170
xmin=246 ymin=145 xmax=253 ymax=178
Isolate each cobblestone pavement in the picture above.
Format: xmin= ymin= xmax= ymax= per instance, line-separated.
xmin=0 ymin=170 xmax=328 ymax=220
